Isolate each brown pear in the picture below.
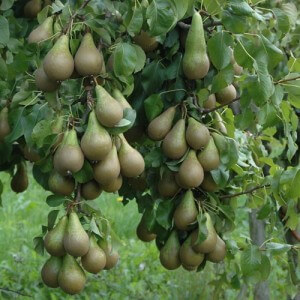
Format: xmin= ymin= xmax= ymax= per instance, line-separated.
xmin=102 ymin=175 xmax=123 ymax=193
xmin=162 ymin=119 xmax=187 ymax=160
xmin=41 ymin=256 xmax=62 ymax=288
xmin=35 ymin=67 xmax=59 ymax=92
xmin=203 ymin=94 xmax=216 ymax=110
xmin=24 ymin=0 xmax=42 ymax=18
xmin=11 ymin=162 xmax=28 ymax=193
xmin=48 ymin=170 xmax=75 ymax=196
xmin=197 ymin=137 xmax=220 ymax=171
xmin=207 ymin=235 xmax=226 ymax=263
xmin=81 ymin=180 xmax=102 ymax=200
xmin=201 ymin=172 xmax=218 ymax=192
xmin=136 ymin=215 xmax=156 ymax=242
xmin=98 ymin=239 xmax=119 ymax=270
xmin=147 ymin=106 xmax=176 ymax=141
xmin=186 ymin=118 xmax=210 ymax=150
xmin=0 ymin=107 xmax=11 ymax=142
xmin=28 ymin=16 xmax=53 ymax=44
xmin=216 ymin=84 xmax=237 ymax=105
xmin=133 ymin=31 xmax=158 ymax=52
xmin=179 ymin=234 xmax=204 ymax=267
xmin=157 ymin=169 xmax=180 ymax=198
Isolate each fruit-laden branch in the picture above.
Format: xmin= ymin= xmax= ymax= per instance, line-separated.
xmin=274 ymin=75 xmax=300 ymax=84
xmin=0 ymin=287 xmax=32 ymax=298
xmin=220 ymin=184 xmax=270 ymax=199
xmin=178 ymin=20 xmax=222 ymax=30
xmin=200 ymin=96 xmax=241 ymax=114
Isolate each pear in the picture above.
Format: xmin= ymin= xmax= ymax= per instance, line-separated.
xmin=177 ymin=150 xmax=204 ymax=188
xmin=81 ymin=110 xmax=112 ymax=161
xmin=157 ymin=169 xmax=180 ymax=198
xmin=182 ymin=264 xmax=197 ymax=271
xmin=201 ymin=172 xmax=218 ymax=192
xmin=11 ymin=163 xmax=28 ymax=193
xmin=74 ymin=33 xmax=103 ymax=76
xmin=24 ymin=0 xmax=42 ymax=18
xmin=197 ymin=137 xmax=220 ymax=171
xmin=214 ymin=111 xmax=227 ymax=135
xmin=28 ymin=16 xmax=53 ymax=44
xmin=216 ymin=84 xmax=237 ymax=105
xmin=95 ymin=85 xmax=123 ymax=127
xmin=23 ymin=145 xmax=40 ymax=162
xmin=98 ymin=240 xmax=119 ymax=270
xmin=44 ymin=0 xmax=52 ymax=7
xmin=102 ymin=175 xmax=123 ymax=193
xmin=81 ymin=236 xmax=106 ymax=273
xmin=118 ymin=134 xmax=145 ymax=178
xmin=179 ymin=235 xmax=204 ymax=267
xmin=53 ymin=129 xmax=84 ymax=176
xmin=43 ymin=34 xmax=74 ymax=81
xmin=136 ymin=215 xmax=156 ymax=242
xmin=44 ymin=216 xmax=68 ymax=256
xmin=81 ymin=180 xmax=102 ymax=200
xmin=147 ymin=106 xmax=176 ymax=141
xmin=203 ymin=94 xmax=216 ymax=110
xmin=207 ymin=235 xmax=226 ymax=263
xmin=0 ymin=107 xmax=11 ymax=142
xmin=48 ymin=170 xmax=75 ymax=196
xmin=183 ymin=12 xmax=210 ymax=80
xmin=159 ymin=231 xmax=181 ymax=270
xmin=162 ymin=119 xmax=187 ymax=160
xmin=94 ymin=145 xmax=120 ymax=185
xmin=41 ymin=256 xmax=62 ymax=288
xmin=174 ymin=190 xmax=198 ymax=230
xmin=58 ymin=254 xmax=86 ymax=295
xmin=186 ymin=118 xmax=210 ymax=150
xmin=174 ymin=172 xmax=190 ymax=189
xmin=133 ymin=31 xmax=158 ymax=52
xmin=112 ymin=89 xmax=132 ymax=110
xmin=64 ymin=212 xmax=90 ymax=257
xmin=230 ymin=48 xmax=243 ymax=75
xmin=191 ymin=213 xmax=217 ymax=253
xmin=51 ymin=115 xmax=64 ymax=148
xmin=35 ymin=67 xmax=59 ymax=92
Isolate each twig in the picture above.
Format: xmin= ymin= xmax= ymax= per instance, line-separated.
xmin=178 ymin=20 xmax=222 ymax=30
xmin=0 ymin=287 xmax=32 ymax=298
xmin=220 ymin=184 xmax=270 ymax=199
xmin=201 ymin=96 xmax=241 ymax=114
xmin=274 ymin=75 xmax=300 ymax=85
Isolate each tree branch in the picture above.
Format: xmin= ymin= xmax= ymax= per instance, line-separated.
xmin=0 ymin=287 xmax=32 ymax=298
xmin=220 ymin=184 xmax=270 ymax=199
xmin=200 ymin=96 xmax=241 ymax=114
xmin=274 ymin=75 xmax=300 ymax=85
xmin=178 ymin=20 xmax=222 ymax=31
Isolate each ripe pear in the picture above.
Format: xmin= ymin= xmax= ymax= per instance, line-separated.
xmin=74 ymin=33 xmax=103 ymax=76
xmin=43 ymin=34 xmax=74 ymax=81
xmin=207 ymin=235 xmax=226 ymax=263
xmin=28 ymin=16 xmax=53 ymax=44
xmin=112 ymin=89 xmax=132 ymax=110
xmin=94 ymin=145 xmax=120 ymax=185
xmin=63 ymin=212 xmax=90 ymax=257
xmin=182 ymin=264 xmax=197 ymax=271
xmin=11 ymin=163 xmax=28 ymax=193
xmin=174 ymin=190 xmax=198 ymax=230
xmin=24 ymin=0 xmax=42 ymax=18
xmin=183 ymin=12 xmax=210 ymax=80
xmin=159 ymin=231 xmax=181 ymax=270
xmin=162 ymin=119 xmax=187 ymax=160
xmin=98 ymin=240 xmax=119 ymax=270
xmin=191 ymin=213 xmax=217 ymax=253
xmin=203 ymin=94 xmax=216 ymax=110
xmin=147 ymin=106 xmax=176 ymax=141
xmin=118 ymin=134 xmax=145 ymax=178
xmin=186 ymin=118 xmax=210 ymax=150
xmin=197 ymin=137 xmax=220 ymax=171
xmin=157 ymin=169 xmax=180 ymax=198
xmin=58 ymin=254 xmax=86 ymax=295
xmin=0 ymin=107 xmax=11 ymax=142
xmin=53 ymin=129 xmax=84 ymax=176
xmin=102 ymin=175 xmax=123 ymax=193
xmin=201 ymin=172 xmax=218 ymax=192
xmin=216 ymin=84 xmax=237 ymax=105
xmin=136 ymin=216 xmax=156 ymax=242
xmin=95 ymin=85 xmax=123 ymax=127
xmin=41 ymin=256 xmax=62 ymax=288
xmin=44 ymin=216 xmax=68 ymax=256
xmin=133 ymin=31 xmax=158 ymax=52
xmin=81 ymin=180 xmax=102 ymax=200
xmin=81 ymin=236 xmax=106 ymax=273
xmin=48 ymin=170 xmax=75 ymax=196
xmin=177 ymin=150 xmax=204 ymax=188
xmin=35 ymin=67 xmax=59 ymax=92
xmin=81 ymin=110 xmax=112 ymax=161
xmin=179 ymin=234 xmax=204 ymax=267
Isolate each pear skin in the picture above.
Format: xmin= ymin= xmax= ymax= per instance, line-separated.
xmin=201 ymin=172 xmax=218 ymax=192
xmin=136 ymin=215 xmax=156 ymax=242
xmin=81 ymin=180 xmax=102 ymax=200
xmin=216 ymin=84 xmax=237 ymax=105
xmin=133 ymin=31 xmax=158 ymax=52
xmin=179 ymin=234 xmax=204 ymax=267
xmin=48 ymin=170 xmax=75 ymax=196
xmin=102 ymin=175 xmax=123 ymax=193
xmin=0 ymin=107 xmax=11 ymax=142
xmin=11 ymin=162 xmax=28 ymax=193
xmin=214 ymin=111 xmax=228 ymax=135
xmin=186 ymin=118 xmax=210 ymax=150
xmin=24 ymin=0 xmax=42 ymax=18
xmin=207 ymin=235 xmax=226 ymax=262
xmin=197 ymin=137 xmax=220 ymax=171
xmin=112 ymin=89 xmax=132 ymax=110
xmin=41 ymin=256 xmax=62 ymax=288
xmin=98 ymin=239 xmax=119 ymax=270
xmin=28 ymin=16 xmax=53 ymax=44
xmin=157 ymin=169 xmax=180 ymax=198
xmin=203 ymin=94 xmax=216 ymax=110
xmin=35 ymin=67 xmax=59 ymax=92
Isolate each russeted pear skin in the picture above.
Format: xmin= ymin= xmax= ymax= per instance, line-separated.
xmin=179 ymin=235 xmax=204 ymax=267
xmin=147 ymin=106 xmax=176 ymax=141
xmin=94 ymin=145 xmax=120 ymax=185
xmin=11 ymin=163 xmax=28 ymax=193
xmin=112 ymin=89 xmax=132 ymax=110
xmin=183 ymin=12 xmax=210 ymax=80
xmin=53 ymin=129 xmax=84 ymax=175
xmin=133 ymin=31 xmax=158 ymax=52
xmin=81 ymin=236 xmax=106 ymax=273
xmin=43 ymin=34 xmax=74 ymax=81
xmin=216 ymin=84 xmax=237 ymax=105
xmin=95 ymin=85 xmax=123 ymax=127
xmin=24 ymin=0 xmax=42 ymax=18
xmin=81 ymin=110 xmax=112 ymax=161
xmin=48 ymin=170 xmax=75 ymax=196
xmin=174 ymin=190 xmax=198 ymax=230
xmin=201 ymin=172 xmax=218 ymax=192
xmin=58 ymin=254 xmax=86 ymax=295
xmin=203 ymin=94 xmax=216 ymax=110
xmin=75 ymin=33 xmax=103 ymax=76
xmin=157 ymin=170 xmax=180 ymax=198
xmin=98 ymin=240 xmax=119 ymax=270
xmin=159 ymin=231 xmax=181 ymax=270
xmin=178 ymin=150 xmax=204 ymax=188
xmin=0 ymin=107 xmax=11 ymax=142
xmin=207 ymin=235 xmax=226 ymax=263
xmin=162 ymin=119 xmax=187 ymax=160
xmin=191 ymin=213 xmax=217 ymax=253
xmin=35 ymin=67 xmax=59 ymax=92
xmin=118 ymin=135 xmax=145 ymax=178
xmin=136 ymin=216 xmax=156 ymax=242
xmin=63 ymin=212 xmax=90 ymax=257
xmin=41 ymin=256 xmax=62 ymax=288
xmin=44 ymin=216 xmax=68 ymax=256
xmin=186 ymin=118 xmax=210 ymax=150
xmin=197 ymin=137 xmax=220 ymax=171
xmin=28 ymin=16 xmax=53 ymax=44
xmin=81 ymin=180 xmax=102 ymax=200
xmin=102 ymin=175 xmax=123 ymax=193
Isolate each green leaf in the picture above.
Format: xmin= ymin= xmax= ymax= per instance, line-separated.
xmin=211 ymin=65 xmax=235 ymax=93
xmin=265 ymin=242 xmax=292 ymax=255
xmin=222 ymin=10 xmax=248 ymax=34
xmin=273 ymin=8 xmax=290 ymax=34
xmin=196 ymin=213 xmax=208 ymax=244
xmin=0 ymin=16 xmax=9 ymax=45
xmin=144 ymin=94 xmax=164 ymax=121
xmin=125 ymin=6 xmax=143 ymax=36
xmin=32 ymin=119 xmax=54 ymax=148
xmin=73 ymin=160 xmax=94 ymax=183
xmin=132 ymin=45 xmax=146 ymax=73
xmin=47 ymin=210 xmax=60 ymax=230
xmin=287 ymin=168 xmax=300 ymax=198
xmin=107 ymin=108 xmax=136 ymax=135
xmin=203 ymin=0 xmax=226 ymax=15
xmin=46 ymin=195 xmax=66 ymax=207
xmin=171 ymin=0 xmax=188 ymax=20
xmin=0 ymin=0 xmax=15 ymax=10
xmin=0 ymin=57 xmax=7 ymax=79
xmin=241 ymin=245 xmax=262 ymax=277
xmin=141 ymin=60 xmax=165 ymax=94
xmin=155 ymin=199 xmax=174 ymax=229
xmin=114 ymin=43 xmax=137 ymax=77
xmin=33 ymin=236 xmax=44 ymax=255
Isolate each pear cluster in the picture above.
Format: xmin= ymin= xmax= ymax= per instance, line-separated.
xmin=42 ymin=212 xmax=119 ymax=294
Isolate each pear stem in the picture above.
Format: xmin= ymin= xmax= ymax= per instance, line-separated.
xmin=220 ymin=184 xmax=270 ymax=199
xmin=200 ymin=96 xmax=241 ymax=114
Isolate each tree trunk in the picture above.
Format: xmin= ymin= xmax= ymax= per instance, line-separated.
xmin=249 ymin=209 xmax=270 ymax=300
